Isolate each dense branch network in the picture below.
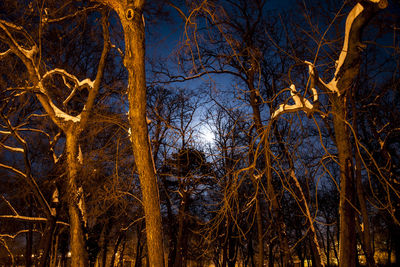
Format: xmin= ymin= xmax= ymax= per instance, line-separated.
xmin=271 ymin=0 xmax=388 ymax=120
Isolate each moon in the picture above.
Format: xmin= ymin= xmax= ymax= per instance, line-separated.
xmin=200 ymin=126 xmax=215 ymax=144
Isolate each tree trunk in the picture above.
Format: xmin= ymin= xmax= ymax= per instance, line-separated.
xmin=101 ymin=223 xmax=111 ymax=267
xmin=256 ymin=196 xmax=264 ymax=267
xmin=174 ymin=192 xmax=188 ymax=267
xmin=332 ymin=96 xmax=356 ymax=267
xmin=264 ymin=129 xmax=292 ymax=267
xmin=247 ymin=122 xmax=265 ymax=267
xmin=245 ymin=234 xmax=255 ymax=267
xmin=326 ymin=225 xmax=330 ymax=267
xmin=26 ymin=200 xmax=33 ymax=267
xmin=314 ymin=2 xmax=388 ymax=266
xmin=106 ymin=3 xmax=166 ymax=266
xmin=268 ymin=243 xmax=274 ymax=267
xmin=50 ymin=233 xmax=59 ymax=267
xmin=66 ymin=133 xmax=89 ymax=267
xmin=118 ymin=237 xmax=126 ymax=267
xmin=351 ymin=90 xmax=375 ymax=267
xmin=38 ymin=216 xmax=57 ymax=267
xmin=228 ymin=222 xmax=237 ymax=267
xmin=135 ymin=222 xmax=144 ymax=267
xmin=110 ymin=232 xmax=124 ymax=267
xmin=93 ymin=1 xmax=165 ymax=266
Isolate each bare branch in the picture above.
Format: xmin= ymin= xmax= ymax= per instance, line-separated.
xmin=1 ymin=195 xmax=19 ymax=216
xmin=271 ymin=84 xmax=315 ymax=119
xmin=0 ymin=215 xmax=69 ymax=226
xmin=47 ymin=4 xmax=102 ymax=23
xmin=0 ymin=142 xmax=24 ymax=153
xmin=0 ymin=49 xmax=11 ymax=59
xmin=0 ymin=229 xmax=41 ymax=239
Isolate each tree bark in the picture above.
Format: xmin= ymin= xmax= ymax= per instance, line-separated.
xmin=332 ymin=95 xmax=357 ymax=267
xmin=95 ymin=1 xmax=165 ymax=266
xmin=66 ymin=133 xmax=89 ymax=267
xmin=125 ymin=20 xmax=165 ymax=267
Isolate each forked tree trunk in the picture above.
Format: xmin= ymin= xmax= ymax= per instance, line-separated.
xmin=329 ymin=2 xmax=387 ymax=266
xmin=299 ymin=1 xmax=388 ymax=266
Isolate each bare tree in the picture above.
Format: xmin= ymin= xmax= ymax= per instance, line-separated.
xmin=270 ymin=1 xmax=388 ymax=266
xmin=0 ymin=3 xmax=110 ymax=264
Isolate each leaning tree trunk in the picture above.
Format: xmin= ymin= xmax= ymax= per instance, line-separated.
xmin=124 ymin=10 xmax=165 ymax=267
xmin=94 ymin=1 xmax=165 ymax=266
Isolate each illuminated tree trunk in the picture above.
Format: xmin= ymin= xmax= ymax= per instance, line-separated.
xmin=38 ymin=216 xmax=56 ymax=267
xmin=95 ymin=1 xmax=165 ymax=266
xmin=125 ymin=19 xmax=165 ymax=267
xmin=66 ymin=132 xmax=89 ymax=267
xmin=0 ymin=10 xmax=110 ymax=265
xmin=331 ymin=97 xmax=356 ymax=267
